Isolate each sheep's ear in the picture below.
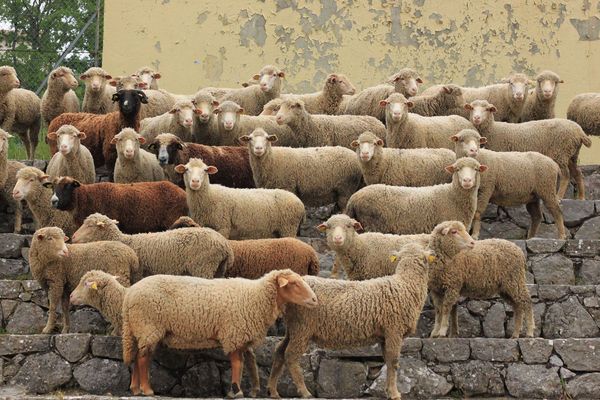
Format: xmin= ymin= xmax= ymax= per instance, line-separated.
xmin=96 ymin=220 xmax=105 ymax=227
xmin=353 ymin=221 xmax=364 ymax=232
xmin=441 ymin=227 xmax=451 ymax=235
xmin=464 ymin=103 xmax=473 ymax=111
xmin=6 ymin=133 xmax=13 ymax=138
xmin=109 ymin=80 xmax=118 ymax=87
xmin=559 ymin=79 xmax=564 ymax=83
xmin=168 ymin=108 xmax=177 ymax=114
xmin=376 ymin=138 xmax=384 ymax=146
xmin=104 ymin=74 xmax=112 ymax=80
xmin=153 ymin=73 xmax=161 ymax=79
xmin=327 ymin=74 xmax=337 ymax=83
xmin=405 ymin=101 xmax=414 ymax=108
xmin=487 ymin=105 xmax=497 ymax=113
xmin=64 ymin=235 xmax=70 ymax=242
xmin=277 ymin=276 xmax=289 ymax=287
xmin=137 ymin=82 xmax=148 ymax=89
xmin=72 ymin=180 xmax=81 ymax=188
xmin=350 ymin=140 xmax=359 ymax=148
xmin=36 ymin=233 xmax=44 ymax=240
xmin=213 ymin=107 xmax=221 ymax=115
xmin=479 ymin=137 xmax=488 ymax=145
xmin=136 ymin=90 xmax=149 ymax=104
xmin=137 ymin=136 xmax=146 ymax=145
xmin=450 ymin=135 xmax=459 ymax=142
xmin=85 ymin=281 xmax=98 ymax=290
xmin=77 ymin=132 xmax=87 ymax=140
xmin=42 ymin=181 xmax=53 ymax=188
xmin=316 ymin=223 xmax=327 ymax=232
xmin=147 ymin=142 xmax=157 ymax=151
xmin=379 ymin=100 xmax=388 ymax=108
xmin=110 ymin=137 xmax=119 ymax=144
xmin=212 ymin=100 xmax=220 ymax=107
xmin=241 ymin=82 xmax=249 ymax=88
xmin=206 ymin=166 xmax=218 ymax=175
xmin=445 ymin=165 xmax=456 ymax=174
xmin=252 ymin=74 xmax=260 ymax=80
xmin=174 ymin=164 xmax=187 ymax=174
xmin=39 ymin=174 xmax=50 ymax=183
xmin=79 ymin=74 xmax=88 ymax=80
xmin=111 ymin=93 xmax=120 ymax=101
xmin=478 ymin=164 xmax=488 ymax=173
xmin=47 ymin=132 xmax=58 ymax=140
xmin=416 ymin=77 xmax=424 ymax=83
xmin=278 ymin=71 xmax=285 ymax=78
xmin=237 ymin=107 xmax=245 ymax=114
xmin=267 ymin=135 xmax=278 ymax=142
xmin=443 ymin=86 xmax=452 ymax=94
xmin=238 ymin=135 xmax=251 ymax=144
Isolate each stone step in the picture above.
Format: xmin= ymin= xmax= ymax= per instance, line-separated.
xmin=1 ymin=334 xmax=599 ymax=398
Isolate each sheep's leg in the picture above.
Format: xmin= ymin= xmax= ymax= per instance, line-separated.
xmin=129 ymin=358 xmax=141 ymax=395
xmin=449 ymin=305 xmax=459 ymax=338
xmin=429 ymin=293 xmax=442 ymax=338
xmin=228 ymin=349 xmax=244 ymax=398
xmin=525 ymin=301 xmax=535 ymax=338
xmin=557 ymin=166 xmax=570 ymax=199
xmin=244 ymin=348 xmax=260 ymax=398
xmin=525 ymin=200 xmax=542 ymax=239
xmin=13 ymin=204 xmax=22 ymax=233
xmin=284 ymin=335 xmax=312 ymax=398
xmin=473 ymin=189 xmax=493 ymax=239
xmin=330 ymin=259 xmax=341 ymax=279
xmin=267 ymin=335 xmax=289 ymax=398
xmin=42 ymin=284 xmax=63 ymax=334
xmin=382 ymin=335 xmax=403 ymax=400
xmin=21 ymin=132 xmax=32 ymax=161
xmin=540 ymin=193 xmax=567 ymax=239
xmin=510 ymin=301 xmax=524 ymax=339
xmin=61 ymin=293 xmax=70 ymax=334
xmin=471 ymin=211 xmax=482 ymax=239
xmin=137 ymin=353 xmax=154 ymax=396
xmin=437 ymin=290 xmax=460 ymax=338
xmin=569 ymin=159 xmax=586 ymax=200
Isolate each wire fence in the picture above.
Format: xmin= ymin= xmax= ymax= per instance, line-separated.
xmin=0 ymin=0 xmax=104 ymax=98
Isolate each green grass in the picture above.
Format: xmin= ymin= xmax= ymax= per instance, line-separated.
xmin=7 ymin=126 xmax=51 ymax=161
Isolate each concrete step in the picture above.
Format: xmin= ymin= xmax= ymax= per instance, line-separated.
xmin=1 ymin=334 xmax=599 ymax=398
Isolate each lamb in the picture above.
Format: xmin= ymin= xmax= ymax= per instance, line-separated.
xmin=212 ymin=101 xmax=296 ymax=146
xmin=191 ymin=89 xmax=219 ymax=143
xmin=467 ymin=99 xmax=592 ymax=199
xmin=280 ymin=73 xmax=356 ymax=115
xmin=409 ymin=84 xmax=467 ymax=117
xmin=46 ymin=125 xmax=95 ymax=184
xmin=41 ymin=66 xmax=79 ymax=126
xmin=29 ymin=226 xmax=139 ymax=334
xmin=345 ymin=157 xmax=487 ymax=234
xmin=451 ymin=128 xmax=566 ymax=239
xmin=340 ymin=68 xmax=423 ymax=121
xmin=80 ymin=67 xmax=116 ymax=114
xmin=112 ymin=128 xmax=165 ymax=183
xmin=382 ymin=93 xmax=473 ymax=149
xmin=207 ymin=65 xmax=285 ymax=116
xmin=275 ymin=98 xmax=387 ymax=148
xmin=567 ymin=93 xmax=600 ymax=136
xmin=239 ymin=128 xmax=363 ymax=210
xmin=71 ymin=213 xmax=233 ymax=279
xmin=140 ymin=99 xmax=196 ymax=143
xmin=351 ymin=131 xmax=454 ymax=186
xmin=520 ymin=70 xmax=563 ymax=121
xmin=0 ymin=66 xmax=41 ymax=160
xmin=170 ymin=216 xmax=320 ymax=279
xmin=0 ymin=129 xmax=24 ymax=232
xmin=46 ymin=176 xmax=187 ymax=234
xmin=70 ymin=270 xmax=126 ymax=335
xmin=147 ymin=133 xmax=254 ymax=189
xmin=317 ymin=214 xmax=429 ymax=280
xmin=175 ymin=158 xmax=305 ymax=239
xmin=426 ymin=220 xmax=534 ymax=338
xmin=121 ymin=270 xmax=317 ymax=397
xmin=48 ymin=89 xmax=148 ymax=171
xmin=134 ymin=66 xmax=161 ymax=90
xmin=11 ymin=167 xmax=78 ymax=236
xmin=267 ymin=242 xmax=430 ymax=400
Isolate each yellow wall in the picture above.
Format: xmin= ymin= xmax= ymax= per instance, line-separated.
xmin=103 ymin=0 xmax=600 ymax=162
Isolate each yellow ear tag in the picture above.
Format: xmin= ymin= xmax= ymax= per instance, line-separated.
xmin=389 ymin=255 xmax=397 ymax=262
xmin=427 ymin=255 xmax=437 ymax=263
xmin=90 ymin=282 xmax=98 ymax=290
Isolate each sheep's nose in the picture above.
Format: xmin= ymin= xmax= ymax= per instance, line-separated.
xmin=184 ymin=118 xmax=192 ymax=125
xmin=463 ymin=178 xmax=472 ymax=184
xmin=158 ymin=156 xmax=168 ymax=164
xmin=51 ymin=198 xmax=58 ymax=208
xmin=191 ymin=178 xmax=200 ymax=184
xmin=333 ymin=235 xmax=343 ymax=243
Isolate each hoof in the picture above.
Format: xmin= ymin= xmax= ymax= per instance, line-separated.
xmin=267 ymin=387 xmax=280 ymax=398
xmin=227 ymin=390 xmax=244 ymax=399
xmin=130 ymin=387 xmax=141 ymax=396
xmin=249 ymin=388 xmax=259 ymax=398
xmin=141 ymin=387 xmax=154 ymax=396
xmin=41 ymin=327 xmax=53 ymax=334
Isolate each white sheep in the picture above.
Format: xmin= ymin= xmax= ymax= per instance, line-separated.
xmin=140 ymin=99 xmax=197 ymax=143
xmin=280 ymin=73 xmax=356 ymax=114
xmin=111 ymin=128 xmax=164 ymax=183
xmin=80 ymin=67 xmax=116 ymax=114
xmin=41 ymin=66 xmax=79 ymax=126
xmin=46 ymin=125 xmax=95 ymax=184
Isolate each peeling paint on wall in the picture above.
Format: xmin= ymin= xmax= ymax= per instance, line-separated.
xmin=240 ymin=14 xmax=267 ymax=47
xmin=570 ymin=16 xmax=600 ymax=40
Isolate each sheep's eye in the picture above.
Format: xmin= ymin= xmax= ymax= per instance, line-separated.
xmin=451 ymin=229 xmax=458 ymax=234
xmin=46 ymin=237 xmax=52 ymax=241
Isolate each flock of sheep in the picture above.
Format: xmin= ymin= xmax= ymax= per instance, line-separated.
xmin=0 ymin=62 xmax=597 ymax=399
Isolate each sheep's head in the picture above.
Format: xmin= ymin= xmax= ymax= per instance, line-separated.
xmin=169 ymin=216 xmax=200 ymax=230
xmin=0 ymin=65 xmax=20 ymax=92
xmin=0 ymin=129 xmax=13 ymax=153
xmin=428 ymin=220 xmax=475 ymax=259
xmin=260 ymin=98 xmax=283 ymax=116
xmin=254 ymin=65 xmax=284 ymax=93
xmin=450 ymin=129 xmax=487 ymax=158
xmin=502 ymin=73 xmax=530 ymax=102
xmin=72 ymin=213 xmax=120 ymax=243
xmin=389 ymin=242 xmax=434 ymax=273
xmin=174 ymin=158 xmax=217 ymax=191
xmin=112 ymin=89 xmax=148 ymax=115
xmin=70 ymin=270 xmax=120 ymax=306
xmin=388 ymin=68 xmax=423 ymax=97
xmin=465 ymin=100 xmax=495 ymax=126
xmin=109 ymin=76 xmax=145 ymax=91
xmin=535 ymin=70 xmax=563 ymax=100
xmin=380 ymin=93 xmax=412 ymax=123
xmin=44 ymin=176 xmax=81 ymax=211
xmin=326 ymin=73 xmax=356 ymax=96
xmin=47 ymin=125 xmax=86 ymax=156
xmin=32 ymin=227 xmax=70 ymax=260
xmin=50 ymin=66 xmax=78 ymax=90
xmin=111 ymin=128 xmax=144 ymax=160
xmin=148 ymin=133 xmax=185 ymax=166
xmin=12 ymin=167 xmax=49 ymax=201
xmin=445 ymin=157 xmax=487 ymax=190
xmin=134 ymin=66 xmax=161 ymax=89
xmin=317 ymin=214 xmax=363 ymax=250
xmin=169 ymin=100 xmax=196 ymax=128
xmin=275 ymin=98 xmax=306 ymax=125
xmin=271 ymin=269 xmax=318 ymax=308
xmin=351 ymin=131 xmax=384 ymax=162
xmin=214 ymin=101 xmax=243 ymax=131
xmin=80 ymin=67 xmax=112 ymax=92
xmin=239 ymin=128 xmax=277 ymax=157
xmin=192 ymin=90 xmax=219 ymax=123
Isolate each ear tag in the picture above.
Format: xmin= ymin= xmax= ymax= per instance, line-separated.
xmin=427 ymin=255 xmax=437 ymax=263
xmin=90 ymin=282 xmax=98 ymax=290
xmin=389 ymin=255 xmax=397 ymax=262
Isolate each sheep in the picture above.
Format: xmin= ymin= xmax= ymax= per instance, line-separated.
xmin=275 ymin=98 xmax=387 ymax=149
xmin=46 ymin=176 xmax=187 ymax=234
xmin=109 ymin=75 xmax=176 ymax=119
xmin=80 ymin=67 xmax=116 ymax=114
xmin=140 ymin=99 xmax=196 ymax=143
xmin=122 ymin=270 xmax=317 ymax=397
xmin=0 ymin=65 xmax=41 ymax=160
xmin=112 ymin=128 xmax=164 ymax=183
xmin=382 ymin=93 xmax=473 ymax=149
xmin=0 ymin=129 xmax=24 ymax=232
xmin=71 ymin=213 xmax=233 ymax=279
xmin=70 ymin=270 xmax=126 ymax=335
xmin=175 ymin=158 xmax=305 ymax=239
xmin=467 ymin=99 xmax=592 ymax=199
xmin=340 ymin=68 xmax=423 ymax=121
xmin=29 ymin=226 xmax=139 ymax=334
xmin=48 ymin=89 xmax=148 ymax=171
xmin=147 ymin=133 xmax=254 ymax=189
xmin=409 ymin=84 xmax=467 ymax=117
xmin=133 ymin=66 xmax=161 ymax=90
xmin=345 ymin=157 xmax=487 ymax=235
xmin=41 ymin=66 xmax=79 ymax=127
xmin=109 ymin=75 xmax=143 ymax=91
xmin=567 ymin=92 xmax=600 ymax=136
xmin=169 ymin=216 xmax=320 ymax=279
xmin=211 ymin=100 xmax=296 ymax=146
xmin=317 ymin=214 xmax=429 ymax=280
xmin=239 ymin=128 xmax=363 ymax=210
xmin=451 ymin=128 xmax=566 ymax=239
xmin=260 ymin=98 xmax=283 ymax=116
xmin=520 ymin=70 xmax=563 ymax=122
xmin=267 ymin=242 xmax=430 ymax=400
xmin=46 ymin=125 xmax=95 ymax=184
xmin=280 ymin=73 xmax=356 ymax=115
xmin=351 ymin=131 xmax=454 ymax=186
xmin=11 ymin=167 xmax=78 ymax=236
xmin=191 ymin=89 xmax=220 ymax=143
xmin=426 ymin=220 xmax=534 ymax=338
xmin=207 ymin=65 xmax=285 ymax=116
